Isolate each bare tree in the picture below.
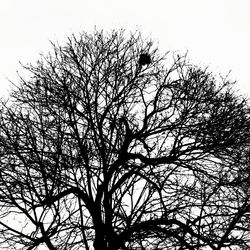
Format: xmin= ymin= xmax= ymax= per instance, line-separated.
xmin=0 ymin=29 xmax=250 ymax=250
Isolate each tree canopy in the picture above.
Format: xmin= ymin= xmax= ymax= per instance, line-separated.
xmin=1 ymin=29 xmax=250 ymax=250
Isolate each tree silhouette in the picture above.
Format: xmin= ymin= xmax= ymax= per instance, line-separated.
xmin=0 ymin=29 xmax=250 ymax=250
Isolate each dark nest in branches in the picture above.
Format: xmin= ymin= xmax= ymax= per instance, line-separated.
xmin=138 ymin=53 xmax=151 ymax=66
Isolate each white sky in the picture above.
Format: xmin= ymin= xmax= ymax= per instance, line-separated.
xmin=0 ymin=0 xmax=250 ymax=97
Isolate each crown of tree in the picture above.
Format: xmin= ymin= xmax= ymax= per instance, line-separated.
xmin=0 ymin=29 xmax=250 ymax=250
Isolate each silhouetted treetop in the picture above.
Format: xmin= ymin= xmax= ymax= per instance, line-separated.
xmin=1 ymin=29 xmax=250 ymax=250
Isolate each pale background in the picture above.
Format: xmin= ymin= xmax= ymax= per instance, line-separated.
xmin=0 ymin=0 xmax=250 ymax=98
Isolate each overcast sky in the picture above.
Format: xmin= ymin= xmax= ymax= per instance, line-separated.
xmin=1 ymin=0 xmax=250 ymax=98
